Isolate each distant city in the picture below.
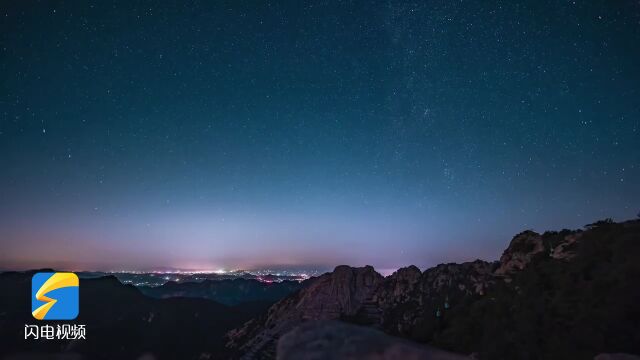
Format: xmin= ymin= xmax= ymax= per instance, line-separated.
xmin=75 ymin=268 xmax=329 ymax=287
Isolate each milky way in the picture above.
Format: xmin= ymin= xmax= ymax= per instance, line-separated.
xmin=1 ymin=1 xmax=639 ymax=271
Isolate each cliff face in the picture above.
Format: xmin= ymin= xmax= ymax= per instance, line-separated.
xmin=226 ymin=265 xmax=383 ymax=358
xmin=226 ymin=259 xmax=498 ymax=356
xmin=494 ymin=230 xmax=545 ymax=275
xmin=227 ymin=219 xmax=640 ymax=360
xmin=297 ymin=265 xmax=384 ymax=319
xmin=359 ymin=260 xmax=496 ymax=338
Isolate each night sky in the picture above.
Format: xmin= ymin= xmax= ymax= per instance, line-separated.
xmin=1 ymin=1 xmax=639 ymax=271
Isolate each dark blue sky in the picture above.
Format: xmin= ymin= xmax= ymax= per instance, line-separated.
xmin=1 ymin=1 xmax=638 ymax=271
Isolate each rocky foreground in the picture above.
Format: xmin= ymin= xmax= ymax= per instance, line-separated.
xmin=277 ymin=321 xmax=469 ymax=360
xmin=227 ymin=219 xmax=640 ymax=359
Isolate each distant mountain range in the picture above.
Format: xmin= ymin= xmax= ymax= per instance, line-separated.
xmin=0 ymin=272 xmax=269 ymax=359
xmin=138 ymin=278 xmax=304 ymax=306
xmin=1 ymin=218 xmax=638 ymax=359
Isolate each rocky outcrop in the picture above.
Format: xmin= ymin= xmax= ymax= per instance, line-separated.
xmin=364 ymin=260 xmax=495 ymax=337
xmin=299 ymin=265 xmax=384 ymax=318
xmin=371 ymin=265 xmax=422 ymax=308
xmin=227 ymin=260 xmax=498 ymax=356
xmin=551 ymin=232 xmax=582 ymax=260
xmin=421 ymin=260 xmax=496 ymax=296
xmin=494 ymin=230 xmax=545 ymax=275
xmin=226 ymin=265 xmax=383 ymax=358
xmin=384 ymin=265 xmax=422 ymax=297
xmin=277 ymin=321 xmax=469 ymax=360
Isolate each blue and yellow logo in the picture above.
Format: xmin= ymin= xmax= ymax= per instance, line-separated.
xmin=31 ymin=272 xmax=79 ymax=320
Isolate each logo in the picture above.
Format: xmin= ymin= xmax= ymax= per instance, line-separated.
xmin=31 ymin=272 xmax=79 ymax=320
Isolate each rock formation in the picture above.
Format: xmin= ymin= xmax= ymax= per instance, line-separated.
xmin=277 ymin=321 xmax=469 ymax=360
xmin=226 ymin=265 xmax=383 ymax=358
xmin=494 ymin=230 xmax=545 ymax=275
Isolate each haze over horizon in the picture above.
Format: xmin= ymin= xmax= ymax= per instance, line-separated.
xmin=1 ymin=1 xmax=639 ymax=272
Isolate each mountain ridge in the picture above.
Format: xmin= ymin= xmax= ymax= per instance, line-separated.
xmin=227 ymin=218 xmax=640 ymax=359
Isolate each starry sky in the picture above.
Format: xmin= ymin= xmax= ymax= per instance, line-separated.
xmin=1 ymin=1 xmax=639 ymax=272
